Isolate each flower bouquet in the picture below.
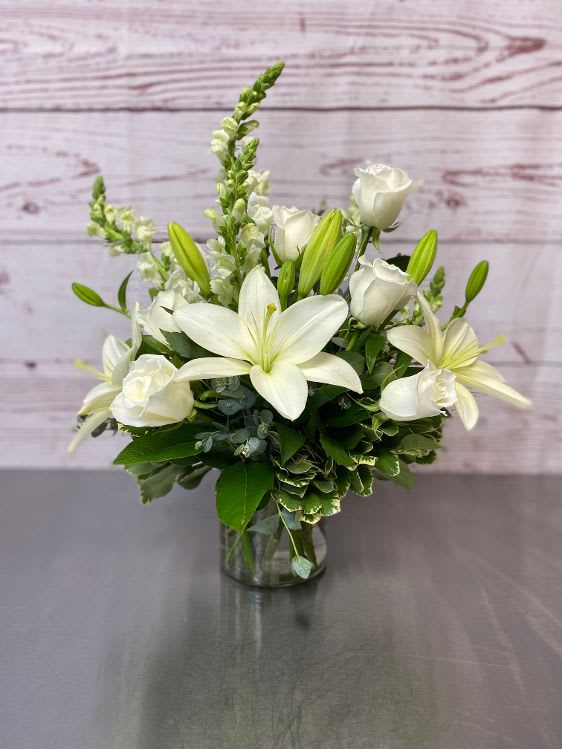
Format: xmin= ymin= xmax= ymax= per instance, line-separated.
xmin=70 ymin=62 xmax=530 ymax=587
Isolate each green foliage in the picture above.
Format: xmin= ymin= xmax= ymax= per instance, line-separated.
xmin=114 ymin=424 xmax=204 ymax=464
xmin=274 ymin=423 xmax=306 ymax=465
xmin=117 ymin=271 xmax=133 ymax=311
xmin=216 ymin=461 xmax=275 ymax=532
xmin=291 ymin=555 xmax=313 ymax=579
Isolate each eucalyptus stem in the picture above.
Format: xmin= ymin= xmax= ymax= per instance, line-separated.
xmin=276 ymin=503 xmax=300 ymax=557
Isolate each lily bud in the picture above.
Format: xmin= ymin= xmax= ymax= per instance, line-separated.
xmin=465 ymin=260 xmax=489 ymax=303
xmin=277 ymin=260 xmax=296 ymax=309
xmin=298 ymin=210 xmax=342 ymax=298
xmin=407 ymin=230 xmax=438 ymax=285
xmin=319 ymin=233 xmax=357 ymax=294
xmin=167 ymin=222 xmax=211 ymax=297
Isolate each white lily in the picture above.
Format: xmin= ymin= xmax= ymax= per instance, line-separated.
xmin=383 ymin=292 xmax=531 ymax=429
xmin=174 ymin=266 xmax=362 ymax=420
xmin=68 ymin=308 xmax=142 ymax=452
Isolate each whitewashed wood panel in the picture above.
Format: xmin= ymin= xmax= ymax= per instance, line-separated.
xmin=1 ymin=241 xmax=560 ymax=367
xmin=1 ymin=364 xmax=558 ymax=472
xmin=3 ymin=109 xmax=562 ymax=243
xmin=1 ymin=1 xmax=561 ymax=109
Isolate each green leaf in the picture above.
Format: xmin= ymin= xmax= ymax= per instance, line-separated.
xmin=376 ymin=450 xmax=400 ymax=478
xmin=114 ymin=424 xmax=203 ymax=465
xmin=248 ymin=514 xmax=280 ymax=535
xmin=390 ymin=460 xmax=415 ymax=490
xmin=162 ymin=331 xmax=211 ymax=359
xmin=137 ymin=464 xmax=184 ymax=504
xmin=320 ymin=434 xmax=356 ymax=467
xmin=349 ymin=465 xmax=373 ymax=496
xmin=117 ymin=271 xmax=133 ymax=310
xmin=291 ymin=555 xmax=313 ymax=579
xmin=396 ymin=434 xmax=438 ymax=456
xmin=136 ymin=335 xmax=171 ymax=356
xmin=394 ymin=351 xmax=413 ymax=378
xmin=337 ymin=350 xmax=365 ymax=375
xmin=361 ymin=362 xmax=394 ymax=391
xmin=275 ymin=423 xmax=306 ymax=465
xmin=324 ymin=404 xmax=367 ymax=428
xmin=71 ymin=282 xmax=106 ymax=307
xmin=365 ymin=333 xmax=385 ymax=373
xmin=306 ymin=384 xmax=345 ymax=413
xmin=216 ymin=461 xmax=274 ymax=533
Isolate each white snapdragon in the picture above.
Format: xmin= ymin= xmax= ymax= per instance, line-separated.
xmin=349 ymin=257 xmax=417 ymax=326
xmin=352 ymin=164 xmax=422 ymax=230
xmin=246 ymin=169 xmax=270 ymax=196
xmin=111 ymin=355 xmax=194 ymax=428
xmin=247 ymin=192 xmax=273 ymax=232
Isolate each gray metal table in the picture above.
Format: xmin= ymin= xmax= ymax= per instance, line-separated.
xmin=1 ymin=471 xmax=561 ymax=749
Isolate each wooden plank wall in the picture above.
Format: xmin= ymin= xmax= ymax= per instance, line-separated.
xmin=1 ymin=0 xmax=561 ymax=471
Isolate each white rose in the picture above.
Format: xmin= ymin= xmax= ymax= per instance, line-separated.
xmin=271 ymin=206 xmax=320 ymax=262
xmin=138 ymin=289 xmax=190 ymax=345
xmin=379 ymin=364 xmax=457 ymax=422
xmin=349 ymin=257 xmax=417 ymax=326
xmin=352 ymin=163 xmax=422 ymax=229
xmin=110 ymin=355 xmax=194 ymax=427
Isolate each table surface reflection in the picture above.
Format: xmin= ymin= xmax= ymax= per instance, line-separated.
xmin=1 ymin=470 xmax=561 ymax=749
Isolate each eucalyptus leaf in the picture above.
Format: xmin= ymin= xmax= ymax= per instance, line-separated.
xmin=291 ymin=555 xmax=313 ymax=580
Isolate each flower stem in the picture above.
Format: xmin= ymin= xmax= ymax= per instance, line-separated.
xmin=353 ymin=226 xmax=372 ymax=271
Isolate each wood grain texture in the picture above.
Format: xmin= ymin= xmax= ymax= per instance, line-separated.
xmin=1 ymin=242 xmax=560 ymax=367
xmin=1 ymin=0 xmax=561 ymax=110
xmin=3 ymin=109 xmax=562 ymax=243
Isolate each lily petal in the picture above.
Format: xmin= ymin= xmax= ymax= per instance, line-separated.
xmin=238 ymin=266 xmax=280 ymax=330
xmin=80 ymin=381 xmax=120 ymax=414
xmin=387 ymin=324 xmax=433 ymax=366
xmin=178 ymin=357 xmax=251 ymax=382
xmin=270 ymin=295 xmax=349 ymax=364
xmin=103 ymin=335 xmax=129 ymax=377
xmin=298 ymin=352 xmax=363 ymax=393
xmin=250 ymin=361 xmax=308 ymax=421
xmin=454 ymin=383 xmax=479 ymax=430
xmin=417 ymin=292 xmax=444 ymax=362
xmin=68 ymin=409 xmax=110 ymax=454
xmin=456 ymin=359 xmax=505 ymax=382
xmin=174 ymin=303 xmax=246 ymax=359
xmin=441 ymin=318 xmax=479 ymax=369
xmin=456 ymin=364 xmax=531 ymax=409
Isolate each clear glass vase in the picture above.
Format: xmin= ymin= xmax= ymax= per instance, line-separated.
xmin=220 ymin=505 xmax=327 ymax=588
